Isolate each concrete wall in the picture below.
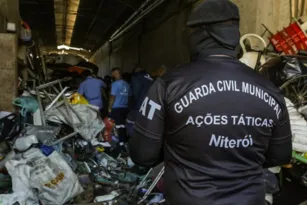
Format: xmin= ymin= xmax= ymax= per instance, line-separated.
xmin=91 ymin=0 xmax=291 ymax=77
xmin=231 ymin=0 xmax=290 ymax=39
xmin=0 ymin=34 xmax=18 ymax=112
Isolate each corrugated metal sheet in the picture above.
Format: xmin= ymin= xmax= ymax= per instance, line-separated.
xmin=20 ymin=0 xmax=147 ymax=53
xmin=54 ymin=0 xmax=80 ymax=45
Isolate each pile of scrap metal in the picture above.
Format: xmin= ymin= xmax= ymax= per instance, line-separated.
xmin=239 ymin=27 xmax=307 ymax=204
xmin=0 ymin=78 xmax=166 ymax=205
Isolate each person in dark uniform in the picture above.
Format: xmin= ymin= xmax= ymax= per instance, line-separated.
xmin=126 ymin=66 xmax=154 ymax=137
xmin=129 ymin=1 xmax=292 ymax=205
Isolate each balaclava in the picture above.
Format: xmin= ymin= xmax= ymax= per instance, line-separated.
xmin=187 ymin=0 xmax=240 ymax=60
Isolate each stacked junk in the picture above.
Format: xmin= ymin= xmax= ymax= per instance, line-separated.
xmin=4 ymin=18 xmax=307 ymax=205
xmin=240 ymin=19 xmax=307 ymax=204
xmin=0 ymin=70 xmax=165 ymax=204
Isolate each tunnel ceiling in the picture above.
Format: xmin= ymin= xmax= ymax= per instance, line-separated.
xmin=20 ymin=0 xmax=146 ymax=54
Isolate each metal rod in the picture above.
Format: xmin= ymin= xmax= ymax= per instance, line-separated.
xmin=138 ymin=166 xmax=165 ymax=204
xmin=36 ymin=77 xmax=71 ymax=90
xmin=51 ymin=132 xmax=78 ymax=145
xmin=84 ymin=0 xmax=105 ymax=45
xmin=110 ymin=0 xmax=154 ymax=39
xmin=110 ymin=0 xmax=165 ymax=42
xmin=45 ymin=87 xmax=68 ymax=111
xmin=52 ymin=85 xmax=60 ymax=94
xmin=42 ymin=90 xmax=54 ymax=101
xmin=139 ymin=168 xmax=153 ymax=187
xmin=62 ymin=0 xmax=68 ymax=44
xmin=63 ymin=94 xmax=77 ymax=130
xmin=44 ymin=98 xmax=72 ymax=125
xmin=36 ymin=88 xmax=46 ymax=125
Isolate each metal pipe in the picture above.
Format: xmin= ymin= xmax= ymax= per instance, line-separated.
xmin=36 ymin=77 xmax=71 ymax=89
xmin=36 ymin=88 xmax=46 ymax=125
xmin=110 ymin=0 xmax=154 ymax=39
xmin=84 ymin=0 xmax=105 ymax=45
xmin=111 ymin=0 xmax=163 ymax=40
xmin=52 ymin=131 xmax=78 ymax=145
xmin=45 ymin=87 xmax=68 ymax=111
xmin=110 ymin=0 xmax=166 ymax=42
xmin=138 ymin=166 xmax=165 ymax=204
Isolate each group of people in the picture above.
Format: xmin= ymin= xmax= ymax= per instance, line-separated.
xmin=78 ymin=0 xmax=293 ymax=204
xmin=78 ymin=66 xmax=154 ymax=147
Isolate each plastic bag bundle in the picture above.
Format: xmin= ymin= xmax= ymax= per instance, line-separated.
xmin=5 ymin=148 xmax=83 ymax=205
xmin=69 ymin=93 xmax=89 ymax=105
xmin=45 ymin=104 xmax=104 ymax=141
xmin=12 ymin=96 xmax=39 ymax=117
xmin=260 ymin=56 xmax=307 ymax=87
xmin=24 ymin=124 xmax=61 ymax=145
xmin=286 ymin=98 xmax=307 ymax=152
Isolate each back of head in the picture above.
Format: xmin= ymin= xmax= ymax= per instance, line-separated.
xmin=82 ymin=69 xmax=92 ymax=78
xmin=133 ymin=66 xmax=145 ymax=73
xmin=187 ymin=0 xmax=240 ymax=60
xmin=77 ymin=61 xmax=99 ymax=75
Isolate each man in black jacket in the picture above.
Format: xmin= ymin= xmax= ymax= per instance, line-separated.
xmin=126 ymin=66 xmax=153 ymax=137
xmin=129 ymin=0 xmax=292 ymax=205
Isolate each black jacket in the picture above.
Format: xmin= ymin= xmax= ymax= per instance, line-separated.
xmin=129 ymin=57 xmax=292 ymax=205
xmin=130 ymin=71 xmax=154 ymax=111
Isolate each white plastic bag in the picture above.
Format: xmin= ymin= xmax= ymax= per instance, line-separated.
xmin=5 ymin=149 xmax=40 ymax=205
xmin=285 ymin=98 xmax=307 ymax=152
xmin=0 ymin=192 xmax=36 ymax=205
xmin=6 ymin=149 xmax=83 ymax=205
xmin=45 ymin=104 xmax=104 ymax=141
xmin=30 ymin=151 xmax=83 ymax=205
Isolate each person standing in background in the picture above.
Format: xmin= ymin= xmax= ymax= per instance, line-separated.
xmin=78 ymin=70 xmax=107 ymax=115
xmin=126 ymin=66 xmax=153 ymax=137
xmin=108 ymin=68 xmax=131 ymax=147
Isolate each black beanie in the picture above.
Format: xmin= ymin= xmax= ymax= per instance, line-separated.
xmin=187 ymin=0 xmax=240 ymax=27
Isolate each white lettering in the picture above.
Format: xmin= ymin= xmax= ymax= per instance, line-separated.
xmin=195 ymin=116 xmax=204 ymax=127
xmin=139 ymin=97 xmax=149 ymax=117
xmin=139 ymin=97 xmax=161 ymax=120
xmin=209 ymin=134 xmax=221 ymax=147
xmin=209 ymin=83 xmax=216 ymax=93
xmin=189 ymin=92 xmax=197 ymax=104
xmin=202 ymin=85 xmax=209 ymax=96
xmin=172 ymin=81 xmax=283 ymax=117
xmin=148 ymin=100 xmax=162 ymax=120
xmin=174 ymin=103 xmax=183 ymax=113
xmin=186 ymin=116 xmax=195 ymax=125
xmin=209 ymin=134 xmax=253 ymax=148
xmin=241 ymin=82 xmax=282 ymax=119
xmin=204 ymin=114 xmax=213 ymax=125
xmin=195 ymin=88 xmax=203 ymax=99
xmin=217 ymin=81 xmax=223 ymax=91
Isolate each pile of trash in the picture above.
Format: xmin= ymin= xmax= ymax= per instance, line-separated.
xmin=0 ymin=78 xmax=165 ymax=205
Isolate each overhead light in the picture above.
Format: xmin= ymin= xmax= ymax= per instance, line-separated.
xmin=57 ymin=44 xmax=83 ymax=51
xmin=57 ymin=44 xmax=92 ymax=52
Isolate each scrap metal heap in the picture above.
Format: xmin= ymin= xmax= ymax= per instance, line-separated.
xmin=0 ymin=75 xmax=166 ymax=205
